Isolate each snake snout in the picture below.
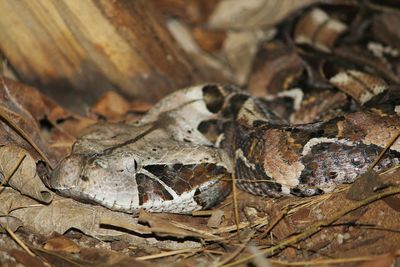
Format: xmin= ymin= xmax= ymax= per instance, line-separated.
xmin=50 ymin=155 xmax=84 ymax=191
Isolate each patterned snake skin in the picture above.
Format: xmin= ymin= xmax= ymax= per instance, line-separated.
xmin=50 ymin=84 xmax=400 ymax=213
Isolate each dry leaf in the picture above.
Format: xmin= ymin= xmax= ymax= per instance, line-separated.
xmin=382 ymin=195 xmax=400 ymax=212
xmin=43 ymin=236 xmax=81 ymax=253
xmin=79 ymin=248 xmax=150 ymax=267
xmin=9 ymin=249 xmax=46 ymax=267
xmin=346 ymin=170 xmax=386 ymax=201
xmin=91 ymin=91 xmax=131 ymax=122
xmin=154 ymin=0 xmax=219 ymax=25
xmin=222 ymin=29 xmax=274 ymax=84
xmin=0 ymin=188 xmax=201 ymax=250
xmin=0 ymin=78 xmax=91 ymax=165
xmin=358 ymin=251 xmax=400 ymax=267
xmin=166 ymin=18 xmax=234 ymax=83
xmin=192 ymin=27 xmax=226 ymax=53
xmin=0 ymin=145 xmax=53 ymax=203
xmin=207 ymin=209 xmax=224 ymax=228
xmin=209 ymin=0 xmax=318 ymax=30
xmin=0 ymin=215 xmax=23 ymax=233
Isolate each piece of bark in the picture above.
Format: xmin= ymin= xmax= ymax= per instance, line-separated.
xmin=0 ymin=0 xmax=201 ymax=113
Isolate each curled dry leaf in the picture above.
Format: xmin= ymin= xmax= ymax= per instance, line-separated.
xmin=43 ymin=236 xmax=81 ymax=253
xmin=329 ymin=70 xmax=388 ymax=104
xmin=1 ymin=188 xmax=200 ymax=250
xmin=0 ymin=145 xmax=53 ymax=203
xmin=9 ymin=194 xmax=140 ymax=239
xmin=0 ymin=78 xmax=93 ymax=166
xmin=294 ymin=8 xmax=347 ymax=52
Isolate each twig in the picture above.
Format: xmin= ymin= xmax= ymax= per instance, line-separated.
xmin=269 ymin=253 xmax=400 ymax=266
xmin=5 ymin=225 xmax=35 ymax=257
xmin=367 ymin=129 xmax=400 ymax=172
xmin=231 ymin=173 xmax=240 ymax=236
xmin=210 ymin=213 xmax=269 ymax=234
xmin=259 ymin=206 xmax=289 ymax=239
xmin=135 ymin=248 xmax=200 ymax=261
xmin=214 ymin=230 xmax=255 ymax=267
xmin=222 ymin=185 xmax=400 ymax=266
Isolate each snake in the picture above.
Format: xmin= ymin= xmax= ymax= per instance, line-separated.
xmin=49 ymin=84 xmax=400 ymax=214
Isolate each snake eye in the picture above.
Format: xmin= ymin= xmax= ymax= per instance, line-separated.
xmin=126 ymin=158 xmax=140 ymax=173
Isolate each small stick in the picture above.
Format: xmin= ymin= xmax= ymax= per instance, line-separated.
xmin=259 ymin=206 xmax=289 ymax=239
xmin=231 ymin=172 xmax=240 ymax=236
xmin=367 ymin=129 xmax=400 ymax=172
xmin=5 ymin=225 xmax=35 ymax=257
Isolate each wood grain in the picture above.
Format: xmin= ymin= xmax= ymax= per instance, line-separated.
xmin=0 ymin=0 xmax=201 ymax=113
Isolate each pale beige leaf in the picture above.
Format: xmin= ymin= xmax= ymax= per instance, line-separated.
xmin=0 ymin=145 xmax=53 ymax=203
xmin=209 ymin=0 xmax=319 ymax=30
xmin=0 ymin=215 xmax=23 ymax=233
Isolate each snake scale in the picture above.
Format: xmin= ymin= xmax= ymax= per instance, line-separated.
xmin=50 ymin=84 xmax=400 ymax=214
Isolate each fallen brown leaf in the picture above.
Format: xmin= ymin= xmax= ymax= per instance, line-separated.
xmin=8 ymin=249 xmax=45 ymax=267
xmin=43 ymin=236 xmax=81 ymax=253
xmin=91 ymin=91 xmax=131 ymax=122
xmin=0 ymin=145 xmax=53 ymax=203
xmin=0 ymin=77 xmax=92 ymax=166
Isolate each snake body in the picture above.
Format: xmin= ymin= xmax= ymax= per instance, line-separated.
xmin=50 ymin=84 xmax=400 ymax=213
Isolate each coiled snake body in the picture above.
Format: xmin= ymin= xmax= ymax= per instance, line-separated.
xmin=50 ymin=84 xmax=400 ymax=213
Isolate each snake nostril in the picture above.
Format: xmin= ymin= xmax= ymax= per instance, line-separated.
xmin=94 ymin=159 xmax=108 ymax=168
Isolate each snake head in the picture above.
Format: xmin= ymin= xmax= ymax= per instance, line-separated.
xmin=50 ymin=153 xmax=142 ymax=213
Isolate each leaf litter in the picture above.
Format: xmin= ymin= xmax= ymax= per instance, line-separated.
xmin=1 ymin=1 xmax=400 ymax=266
